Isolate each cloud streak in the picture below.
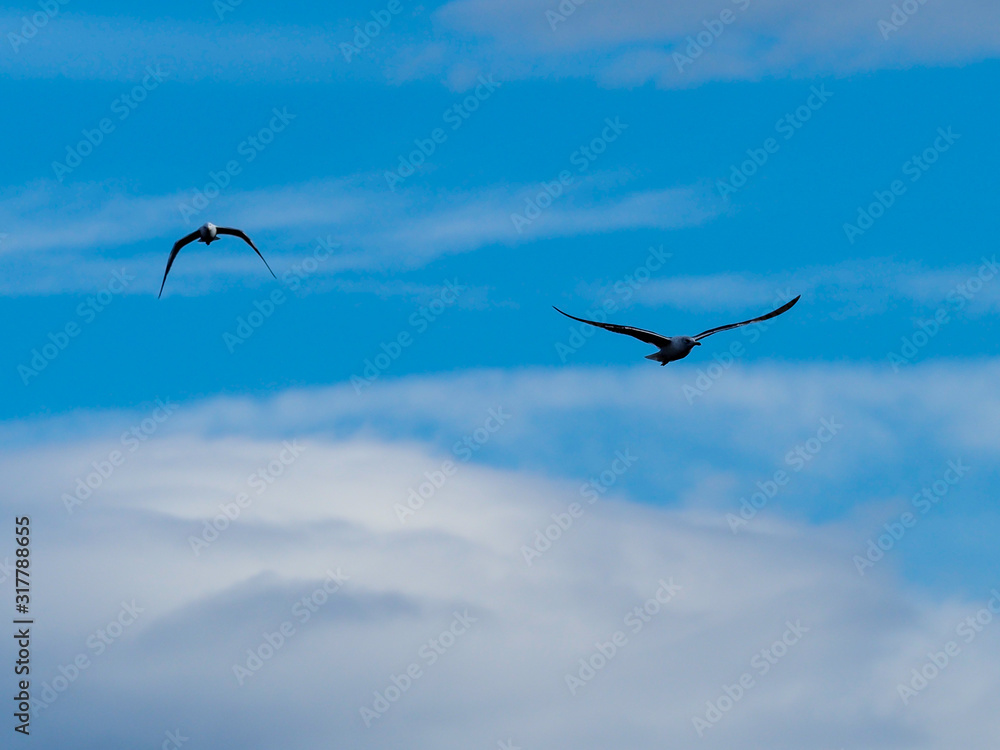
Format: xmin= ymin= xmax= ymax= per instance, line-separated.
xmin=0 ymin=177 xmax=717 ymax=296
xmin=432 ymin=0 xmax=1000 ymax=87
xmin=630 ymin=257 xmax=1000 ymax=318
xmin=4 ymin=2 xmax=999 ymax=87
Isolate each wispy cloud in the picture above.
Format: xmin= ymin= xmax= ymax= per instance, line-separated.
xmin=629 ymin=258 xmax=1000 ymax=317
xmin=430 ymin=0 xmax=1000 ymax=87
xmin=0 ymin=11 xmax=390 ymax=82
xmin=4 ymin=2 xmax=999 ymax=87
xmin=0 ymin=176 xmax=717 ymax=296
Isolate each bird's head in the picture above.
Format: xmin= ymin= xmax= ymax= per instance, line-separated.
xmin=680 ymin=336 xmax=701 ymax=348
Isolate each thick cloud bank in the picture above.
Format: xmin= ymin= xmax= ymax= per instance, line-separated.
xmin=2 ymin=363 xmax=1000 ymax=748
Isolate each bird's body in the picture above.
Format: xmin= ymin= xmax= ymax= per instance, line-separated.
xmin=554 ymin=296 xmax=800 ymax=365
xmin=643 ymin=337 xmax=700 ymax=365
xmin=158 ymin=222 xmax=275 ymax=298
xmin=198 ymin=222 xmax=219 ymax=244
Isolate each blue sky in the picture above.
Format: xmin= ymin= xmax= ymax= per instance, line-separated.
xmin=2 ymin=1 xmax=1000 ymax=748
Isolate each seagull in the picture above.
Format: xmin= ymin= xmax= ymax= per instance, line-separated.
xmin=158 ymin=222 xmax=276 ymax=298
xmin=554 ymin=296 xmax=801 ymax=365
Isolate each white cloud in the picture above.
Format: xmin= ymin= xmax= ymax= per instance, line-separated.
xmin=0 ymin=177 xmax=716 ymax=296
xmin=5 ymin=2 xmax=998 ymax=88
xmin=0 ymin=12 xmax=379 ymax=82
xmin=3 ymin=361 xmax=1000 ymax=747
xmin=431 ymin=0 xmax=1000 ymax=87
xmin=629 ymin=257 xmax=1000 ymax=317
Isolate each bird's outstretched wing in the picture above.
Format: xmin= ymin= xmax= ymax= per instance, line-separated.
xmin=553 ymin=307 xmax=672 ymax=348
xmin=693 ymin=296 xmax=801 ymax=341
xmin=158 ymin=231 xmax=200 ymax=298
xmin=216 ymin=227 xmax=276 ymax=278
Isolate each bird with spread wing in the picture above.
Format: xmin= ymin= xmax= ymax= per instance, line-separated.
xmin=554 ymin=296 xmax=801 ymax=365
xmin=158 ymin=222 xmax=276 ymax=298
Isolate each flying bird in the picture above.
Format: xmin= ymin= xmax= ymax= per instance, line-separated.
xmin=158 ymin=222 xmax=276 ymax=298
xmin=554 ymin=296 xmax=801 ymax=365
